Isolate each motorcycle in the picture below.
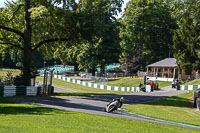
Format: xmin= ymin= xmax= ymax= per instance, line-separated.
xmin=194 ymin=88 xmax=200 ymax=111
xmin=104 ymin=97 xmax=124 ymax=113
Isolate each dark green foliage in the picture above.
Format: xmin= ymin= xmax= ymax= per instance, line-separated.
xmin=126 ymin=50 xmax=141 ymax=76
xmin=62 ymin=0 xmax=123 ymax=75
xmin=14 ymin=75 xmax=33 ymax=86
xmin=0 ymin=0 xmax=123 ymax=85
xmin=77 ymin=22 xmax=121 ymax=74
xmin=120 ymin=0 xmax=177 ymax=74
xmin=172 ymin=0 xmax=200 ymax=71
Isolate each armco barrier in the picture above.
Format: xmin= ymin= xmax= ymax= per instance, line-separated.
xmin=0 ymin=86 xmax=43 ymax=97
xmin=54 ymin=75 xmax=140 ymax=92
xmin=180 ymin=85 xmax=200 ymax=90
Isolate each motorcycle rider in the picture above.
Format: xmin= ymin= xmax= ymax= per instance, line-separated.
xmin=118 ymin=97 xmax=124 ymax=108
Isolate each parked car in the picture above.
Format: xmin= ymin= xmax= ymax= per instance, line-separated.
xmin=193 ymin=88 xmax=200 ymax=111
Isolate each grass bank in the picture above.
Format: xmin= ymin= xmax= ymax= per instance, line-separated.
xmin=123 ymin=91 xmax=200 ymax=126
xmin=0 ymin=97 xmax=199 ymax=133
xmin=36 ymin=77 xmax=130 ymax=95
xmin=106 ymin=77 xmax=171 ymax=88
xmin=183 ymin=79 xmax=200 ymax=85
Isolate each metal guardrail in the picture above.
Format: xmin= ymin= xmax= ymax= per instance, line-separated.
xmin=80 ymin=72 xmax=108 ymax=85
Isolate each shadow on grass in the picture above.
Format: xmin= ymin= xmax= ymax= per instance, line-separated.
xmin=52 ymin=92 xmax=116 ymax=97
xmin=0 ymin=97 xmax=76 ymax=115
xmin=0 ymin=106 xmax=74 ymax=115
xmin=108 ymin=78 xmax=120 ymax=81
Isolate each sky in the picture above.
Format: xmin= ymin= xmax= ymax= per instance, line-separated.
xmin=0 ymin=0 xmax=130 ymax=10
xmin=0 ymin=0 xmax=5 ymax=7
xmin=0 ymin=0 xmax=129 ymax=17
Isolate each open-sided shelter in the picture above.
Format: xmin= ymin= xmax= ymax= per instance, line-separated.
xmin=146 ymin=58 xmax=195 ymax=81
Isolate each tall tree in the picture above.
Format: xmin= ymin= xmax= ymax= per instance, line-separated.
xmin=77 ymin=22 xmax=121 ymax=76
xmin=120 ymin=0 xmax=177 ymax=75
xmin=0 ymin=0 xmax=79 ymax=85
xmin=0 ymin=0 xmax=122 ymax=84
xmin=54 ymin=0 xmax=123 ymax=76
xmin=171 ymin=0 xmax=200 ymax=71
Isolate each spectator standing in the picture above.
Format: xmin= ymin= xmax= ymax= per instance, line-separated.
xmin=151 ymin=81 xmax=155 ymax=89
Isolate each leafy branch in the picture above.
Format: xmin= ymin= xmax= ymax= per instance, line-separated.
xmin=32 ymin=38 xmax=72 ymax=51
xmin=0 ymin=38 xmax=23 ymax=49
xmin=4 ymin=4 xmax=24 ymax=22
xmin=0 ymin=25 xmax=24 ymax=38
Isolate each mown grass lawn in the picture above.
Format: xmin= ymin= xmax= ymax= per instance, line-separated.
xmin=183 ymin=79 xmax=200 ymax=85
xmin=0 ymin=97 xmax=199 ymax=133
xmin=123 ymin=91 xmax=200 ymax=126
xmin=36 ymin=77 xmax=130 ymax=96
xmin=107 ymin=77 xmax=171 ymax=88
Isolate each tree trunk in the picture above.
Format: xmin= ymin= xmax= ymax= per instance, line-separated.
xmin=74 ymin=63 xmax=79 ymax=71
xmin=22 ymin=0 xmax=32 ymax=85
xmin=91 ymin=67 xmax=96 ymax=76
xmin=100 ymin=63 xmax=105 ymax=77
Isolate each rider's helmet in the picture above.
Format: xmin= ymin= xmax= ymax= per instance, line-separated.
xmin=120 ymin=97 xmax=124 ymax=102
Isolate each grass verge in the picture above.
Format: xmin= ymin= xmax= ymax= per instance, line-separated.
xmin=36 ymin=77 xmax=130 ymax=95
xmin=0 ymin=97 xmax=199 ymax=133
xmin=106 ymin=77 xmax=171 ymax=88
xmin=123 ymin=91 xmax=200 ymax=126
xmin=183 ymin=79 xmax=200 ymax=85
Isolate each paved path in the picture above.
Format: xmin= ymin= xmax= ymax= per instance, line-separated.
xmin=53 ymin=86 xmax=76 ymax=92
xmin=13 ymin=86 xmax=200 ymax=130
xmin=37 ymin=82 xmax=76 ymax=92
xmin=160 ymin=86 xmax=176 ymax=91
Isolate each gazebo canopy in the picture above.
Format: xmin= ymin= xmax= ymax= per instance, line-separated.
xmin=147 ymin=58 xmax=177 ymax=68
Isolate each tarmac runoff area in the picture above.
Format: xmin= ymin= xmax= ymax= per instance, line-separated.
xmin=13 ymin=86 xmax=200 ymax=130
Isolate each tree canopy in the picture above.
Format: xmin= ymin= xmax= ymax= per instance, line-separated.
xmin=52 ymin=0 xmax=123 ymax=75
xmin=0 ymin=0 xmax=199 ymax=81
xmin=171 ymin=0 xmax=200 ymax=71
xmin=0 ymin=0 xmax=123 ymax=84
xmin=120 ymin=0 xmax=177 ymax=75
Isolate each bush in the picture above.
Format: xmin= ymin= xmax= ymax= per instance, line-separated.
xmin=14 ymin=75 xmax=35 ymax=86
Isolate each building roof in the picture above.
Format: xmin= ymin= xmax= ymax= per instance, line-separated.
xmin=147 ymin=58 xmax=177 ymax=68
